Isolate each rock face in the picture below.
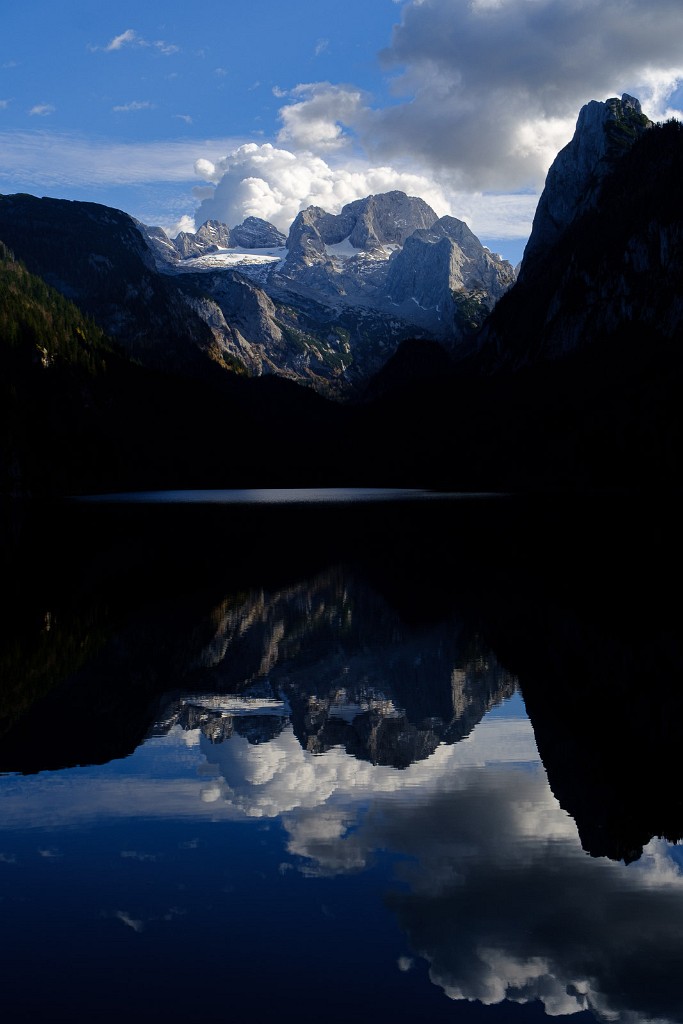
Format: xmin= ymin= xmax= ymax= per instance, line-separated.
xmin=0 ymin=194 xmax=361 ymax=394
xmin=171 ymin=216 xmax=286 ymax=260
xmin=265 ymin=191 xmax=514 ymax=360
xmin=520 ymin=94 xmax=652 ymax=277
xmin=0 ymin=188 xmax=515 ymax=396
xmin=283 ymin=190 xmax=438 ymax=273
xmin=230 ymin=216 xmax=286 ymax=249
xmin=478 ymin=94 xmax=679 ymax=367
xmin=429 ymin=97 xmax=683 ymax=491
xmin=386 ymin=215 xmax=515 ymax=325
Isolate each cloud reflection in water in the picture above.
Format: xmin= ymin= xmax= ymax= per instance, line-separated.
xmin=3 ymin=702 xmax=683 ymax=1023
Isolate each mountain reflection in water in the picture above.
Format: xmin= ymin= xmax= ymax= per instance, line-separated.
xmin=1 ymin=494 xmax=682 ymax=1023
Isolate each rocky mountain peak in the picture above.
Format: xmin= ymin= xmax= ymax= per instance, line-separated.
xmin=385 ymin=214 xmax=515 ymax=326
xmin=341 ymin=190 xmax=439 ymax=249
xmin=230 ymin=216 xmax=286 ymax=248
xmin=521 ymin=93 xmax=652 ymax=275
xmin=283 ymin=190 xmax=439 ymax=273
xmin=169 ymin=215 xmax=285 ymax=261
xmin=196 ymin=219 xmax=232 ymax=249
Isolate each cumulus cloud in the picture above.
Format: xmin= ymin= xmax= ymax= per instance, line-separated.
xmin=196 ymin=0 xmax=682 ymax=237
xmin=191 ymin=134 xmax=537 ymax=241
xmin=166 ymin=213 xmax=196 ymax=236
xmin=277 ymin=755 xmax=683 ymax=1023
xmin=193 ymin=140 xmax=453 ymax=232
xmin=365 ymin=0 xmax=683 ymax=189
xmin=29 ymin=104 xmax=55 ymax=117
xmin=188 ymin=0 xmax=681 ymax=239
xmin=277 ymin=83 xmax=368 ymax=151
xmin=198 ymin=713 xmax=541 ymax=824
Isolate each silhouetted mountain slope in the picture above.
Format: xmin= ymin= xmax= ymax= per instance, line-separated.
xmin=362 ymin=113 xmax=683 ymax=491
xmin=480 ymin=117 xmax=683 ymax=368
xmin=0 ymin=240 xmax=348 ymax=496
xmin=0 ymin=194 xmax=223 ymax=378
xmin=463 ymin=495 xmax=683 ymax=863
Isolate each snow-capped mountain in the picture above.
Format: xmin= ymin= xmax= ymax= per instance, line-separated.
xmin=136 ymin=189 xmax=516 ymax=391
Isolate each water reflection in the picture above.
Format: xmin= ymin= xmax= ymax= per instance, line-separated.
xmin=3 ymin=697 xmax=683 ymax=1023
xmin=2 ymin=496 xmax=683 ymax=1023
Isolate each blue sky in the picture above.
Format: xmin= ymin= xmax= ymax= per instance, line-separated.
xmin=2 ymin=0 xmax=682 ymax=265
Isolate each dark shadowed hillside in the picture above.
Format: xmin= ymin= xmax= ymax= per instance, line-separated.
xmin=0 ymin=240 xmax=349 ymax=496
xmin=358 ymin=113 xmax=683 ymax=491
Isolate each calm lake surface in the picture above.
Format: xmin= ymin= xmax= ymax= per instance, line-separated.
xmin=1 ymin=491 xmax=682 ymax=1023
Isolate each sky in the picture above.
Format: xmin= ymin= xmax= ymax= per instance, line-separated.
xmin=1 ymin=0 xmax=682 ymax=265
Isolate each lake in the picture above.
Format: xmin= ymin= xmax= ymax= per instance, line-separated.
xmin=1 ymin=491 xmax=682 ymax=1023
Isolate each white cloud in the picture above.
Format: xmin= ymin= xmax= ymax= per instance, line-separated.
xmin=154 ymin=41 xmax=179 ymax=56
xmin=93 ymin=28 xmax=178 ymax=55
xmin=277 ymin=82 xmax=367 ymax=152
xmin=104 ymin=28 xmax=140 ymax=52
xmin=29 ymin=104 xmax=55 ymax=117
xmin=191 ymin=135 xmax=537 ymax=244
xmin=3 ymin=710 xmax=683 ymax=1023
xmin=315 ymin=38 xmax=330 ymax=57
xmin=174 ymin=114 xmax=193 ymax=124
xmin=0 ymin=99 xmax=10 ymax=109
xmin=185 ymin=0 xmax=682 ymax=245
xmin=366 ymin=0 xmax=683 ymax=190
xmin=193 ymin=140 xmax=455 ymax=232
xmin=112 ymin=100 xmax=154 ymax=113
xmin=197 ymin=714 xmax=541 ymax=823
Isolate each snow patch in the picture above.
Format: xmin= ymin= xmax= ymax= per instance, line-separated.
xmin=184 ymin=696 xmax=288 ymax=717
xmin=324 ymin=238 xmax=397 ymax=262
xmin=324 ymin=237 xmax=361 ymax=260
xmin=175 ymin=246 xmax=287 ymax=273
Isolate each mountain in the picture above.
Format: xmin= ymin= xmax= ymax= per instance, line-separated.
xmin=0 ymin=191 xmax=512 ymax=397
xmin=520 ymin=93 xmax=652 ymax=277
xmin=219 ymin=191 xmax=514 ymax=344
xmin=0 ymin=231 xmax=353 ymax=497
xmin=153 ymin=191 xmax=514 ymax=383
xmin=157 ymin=215 xmax=287 ymax=262
xmin=478 ymin=93 xmax=675 ymax=367
xmin=364 ymin=95 xmax=683 ymax=491
xmin=2 ymin=94 xmax=681 ymax=496
xmin=0 ymin=194 xmax=353 ymax=395
xmin=384 ymin=215 xmax=513 ymax=334
xmin=0 ymin=194 xmax=220 ymax=378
